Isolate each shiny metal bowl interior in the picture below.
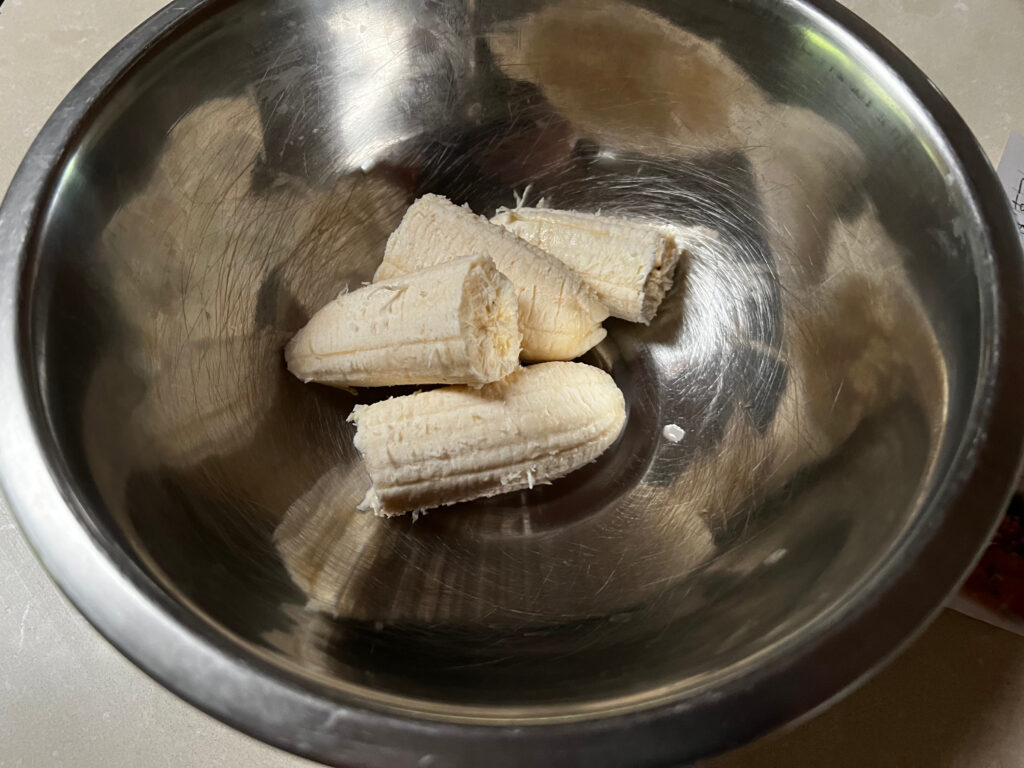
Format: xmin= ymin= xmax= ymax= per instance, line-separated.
xmin=2 ymin=0 xmax=1024 ymax=765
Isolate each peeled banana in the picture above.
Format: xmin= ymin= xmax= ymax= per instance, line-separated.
xmin=492 ymin=206 xmax=681 ymax=324
xmin=374 ymin=194 xmax=608 ymax=361
xmin=350 ymin=361 xmax=627 ymax=516
xmin=285 ymin=255 xmax=521 ymax=388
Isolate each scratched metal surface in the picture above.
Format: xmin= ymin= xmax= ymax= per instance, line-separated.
xmin=3 ymin=0 xmax=1021 ymax=764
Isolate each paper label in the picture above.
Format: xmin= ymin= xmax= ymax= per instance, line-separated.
xmin=997 ymin=131 xmax=1024 ymax=244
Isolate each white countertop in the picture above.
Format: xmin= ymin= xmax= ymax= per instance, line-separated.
xmin=2 ymin=1 xmax=1023 ymax=766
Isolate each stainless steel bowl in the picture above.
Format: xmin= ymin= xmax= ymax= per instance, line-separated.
xmin=2 ymin=0 xmax=1023 ymax=765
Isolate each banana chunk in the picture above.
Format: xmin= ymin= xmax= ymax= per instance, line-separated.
xmin=350 ymin=361 xmax=626 ymax=516
xmin=375 ymin=194 xmax=608 ymax=361
xmin=492 ymin=207 xmax=681 ymax=324
xmin=285 ymin=255 xmax=521 ymax=388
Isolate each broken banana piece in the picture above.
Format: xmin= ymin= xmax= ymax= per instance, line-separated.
xmin=285 ymin=255 xmax=521 ymax=388
xmin=492 ymin=206 xmax=681 ymax=324
xmin=374 ymin=194 xmax=609 ymax=362
xmin=350 ymin=361 xmax=627 ymax=516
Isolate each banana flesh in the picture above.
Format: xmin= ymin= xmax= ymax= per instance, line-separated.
xmin=349 ymin=361 xmax=626 ymax=516
xmin=285 ymin=255 xmax=521 ymax=388
xmin=374 ymin=194 xmax=608 ymax=361
xmin=492 ymin=206 xmax=681 ymax=323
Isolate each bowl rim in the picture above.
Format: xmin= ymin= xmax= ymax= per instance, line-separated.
xmin=2 ymin=0 xmax=1023 ymax=765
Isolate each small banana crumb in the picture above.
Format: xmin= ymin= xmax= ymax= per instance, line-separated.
xmin=662 ymin=424 xmax=685 ymax=443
